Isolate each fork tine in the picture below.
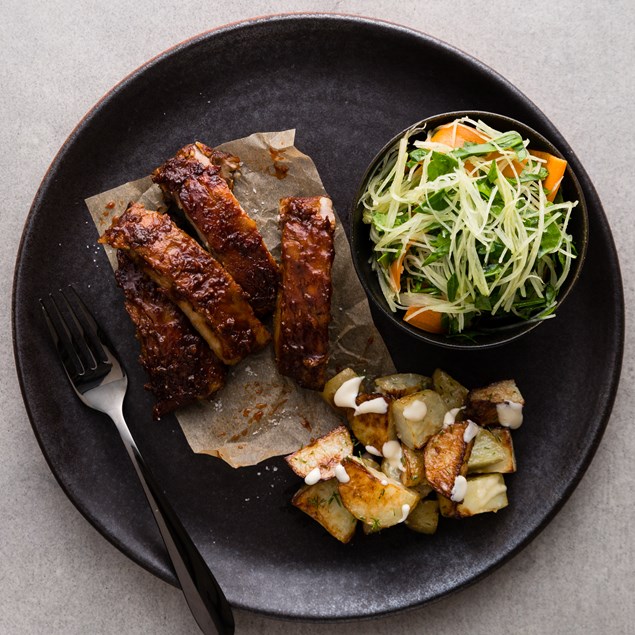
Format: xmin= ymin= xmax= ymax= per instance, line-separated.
xmin=40 ymin=295 xmax=85 ymax=381
xmin=56 ymin=289 xmax=99 ymax=372
xmin=64 ymin=286 xmax=110 ymax=365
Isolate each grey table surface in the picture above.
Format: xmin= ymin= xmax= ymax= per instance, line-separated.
xmin=1 ymin=1 xmax=633 ymax=633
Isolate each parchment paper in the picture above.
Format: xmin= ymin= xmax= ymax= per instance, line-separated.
xmin=85 ymin=130 xmax=395 ymax=467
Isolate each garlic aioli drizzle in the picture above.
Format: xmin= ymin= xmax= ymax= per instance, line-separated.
xmin=354 ymin=397 xmax=388 ymax=416
xmin=333 ymin=376 xmax=364 ymax=409
xmin=450 ymin=475 xmax=468 ymax=502
xmin=398 ymin=504 xmax=411 ymax=523
xmin=365 ymin=445 xmax=382 ymax=457
xmin=334 ymin=463 xmax=350 ymax=483
xmin=443 ymin=406 xmax=464 ymax=427
xmin=403 ymin=399 xmax=427 ymax=421
xmin=304 ymin=467 xmax=321 ymax=486
xmin=497 ymin=401 xmax=524 ymax=429
xmin=463 ymin=420 xmax=479 ymax=443
xmin=382 ymin=440 xmax=405 ymax=472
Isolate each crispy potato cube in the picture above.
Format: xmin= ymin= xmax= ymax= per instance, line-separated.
xmin=471 ymin=428 xmax=516 ymax=474
xmin=411 ymin=480 xmax=434 ymax=499
xmin=381 ymin=457 xmax=403 ymax=482
xmin=362 ymin=519 xmax=383 ymax=535
xmin=465 ymin=379 xmax=524 ymax=426
xmin=322 ymin=368 xmax=359 ymax=410
xmin=423 ymin=422 xmax=474 ymax=498
xmin=467 ymin=427 xmax=507 ymax=472
xmin=338 ymin=457 xmax=420 ymax=530
xmin=391 ymin=389 xmax=446 ymax=449
xmin=437 ymin=474 xmax=508 ymax=518
xmin=285 ymin=425 xmax=353 ymax=480
xmin=361 ymin=455 xmax=381 ymax=470
xmin=438 ymin=493 xmax=457 ymax=518
xmin=401 ymin=445 xmax=426 ymax=487
xmin=347 ymin=393 xmax=394 ymax=450
xmin=292 ymin=478 xmax=357 ymax=543
xmin=432 ymin=368 xmax=469 ymax=410
xmin=374 ymin=373 xmax=432 ymax=399
xmin=405 ymin=500 xmax=439 ymax=534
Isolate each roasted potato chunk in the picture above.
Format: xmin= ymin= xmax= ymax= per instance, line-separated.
xmin=338 ymin=457 xmax=420 ymax=530
xmin=405 ymin=499 xmax=439 ymax=534
xmin=470 ymin=428 xmax=516 ymax=474
xmin=411 ymin=480 xmax=434 ymax=499
xmin=432 ymin=368 xmax=469 ymax=410
xmin=380 ymin=457 xmax=403 ymax=482
xmin=322 ymin=368 xmax=360 ymax=410
xmin=292 ymin=478 xmax=357 ymax=543
xmin=437 ymin=474 xmax=508 ymax=518
xmin=423 ymin=422 xmax=474 ymax=498
xmin=465 ymin=379 xmax=524 ymax=426
xmin=391 ymin=389 xmax=446 ymax=449
xmin=285 ymin=425 xmax=353 ymax=480
xmin=374 ymin=373 xmax=432 ymax=399
xmin=347 ymin=394 xmax=394 ymax=450
xmin=467 ymin=427 xmax=507 ymax=472
xmin=401 ymin=445 xmax=426 ymax=487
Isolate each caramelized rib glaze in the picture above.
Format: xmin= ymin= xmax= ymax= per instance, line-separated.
xmin=274 ymin=196 xmax=335 ymax=390
xmin=153 ymin=143 xmax=279 ymax=316
xmin=101 ymin=203 xmax=270 ymax=365
xmin=115 ymin=252 xmax=226 ymax=418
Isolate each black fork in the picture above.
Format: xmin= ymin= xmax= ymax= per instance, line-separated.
xmin=40 ymin=287 xmax=235 ymax=635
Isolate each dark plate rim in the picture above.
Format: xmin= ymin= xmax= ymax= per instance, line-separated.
xmin=12 ymin=13 xmax=625 ymax=622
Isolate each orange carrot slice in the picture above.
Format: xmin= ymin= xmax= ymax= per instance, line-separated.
xmin=430 ymin=122 xmax=489 ymax=148
xmin=403 ymin=307 xmax=445 ymax=334
xmin=532 ymin=150 xmax=567 ymax=201
xmin=390 ymin=254 xmax=405 ymax=292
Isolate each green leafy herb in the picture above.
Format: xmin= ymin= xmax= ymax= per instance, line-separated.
xmin=427 ymin=151 xmax=459 ymax=180
xmin=447 ymin=272 xmax=459 ymax=301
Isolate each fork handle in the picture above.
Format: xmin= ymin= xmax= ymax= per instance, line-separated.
xmin=108 ymin=406 xmax=235 ymax=635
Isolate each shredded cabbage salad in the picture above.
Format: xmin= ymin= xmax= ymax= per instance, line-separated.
xmin=360 ymin=117 xmax=578 ymax=336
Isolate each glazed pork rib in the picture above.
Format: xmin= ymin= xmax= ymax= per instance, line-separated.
xmin=115 ymin=252 xmax=226 ymax=419
xmin=274 ymin=196 xmax=336 ymax=390
xmin=152 ymin=142 xmax=280 ymax=316
xmin=100 ymin=202 xmax=270 ymax=366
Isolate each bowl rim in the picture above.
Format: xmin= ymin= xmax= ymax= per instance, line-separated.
xmin=350 ymin=109 xmax=590 ymax=351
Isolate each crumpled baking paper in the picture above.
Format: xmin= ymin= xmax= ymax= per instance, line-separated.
xmin=85 ymin=130 xmax=395 ymax=467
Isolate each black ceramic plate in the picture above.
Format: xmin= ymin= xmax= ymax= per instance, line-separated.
xmin=13 ymin=15 xmax=624 ymax=621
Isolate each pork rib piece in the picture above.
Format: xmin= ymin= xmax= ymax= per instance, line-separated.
xmin=115 ymin=251 xmax=226 ymax=419
xmin=153 ymin=142 xmax=279 ymax=316
xmin=101 ymin=202 xmax=270 ymax=365
xmin=274 ymin=196 xmax=335 ymax=390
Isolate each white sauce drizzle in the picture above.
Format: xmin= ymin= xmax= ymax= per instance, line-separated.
xmin=380 ymin=479 xmax=388 ymax=486
xmin=333 ymin=376 xmax=364 ymax=409
xmin=354 ymin=397 xmax=388 ymax=416
xmin=443 ymin=406 xmax=465 ymax=427
xmin=382 ymin=440 xmax=406 ymax=472
xmin=398 ymin=504 xmax=411 ymax=523
xmin=334 ymin=463 xmax=350 ymax=483
xmin=304 ymin=467 xmax=321 ymax=486
xmin=463 ymin=420 xmax=480 ymax=443
xmin=365 ymin=445 xmax=383 ymax=457
xmin=450 ymin=475 xmax=468 ymax=502
xmin=403 ymin=399 xmax=427 ymax=421
xmin=496 ymin=401 xmax=524 ymax=428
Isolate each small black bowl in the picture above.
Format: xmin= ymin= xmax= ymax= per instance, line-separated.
xmin=350 ymin=111 xmax=589 ymax=350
